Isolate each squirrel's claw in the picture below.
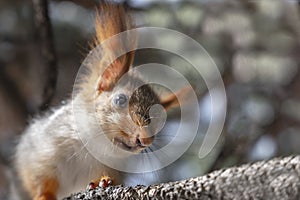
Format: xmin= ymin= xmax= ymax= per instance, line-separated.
xmin=99 ymin=177 xmax=113 ymax=188
xmin=87 ymin=176 xmax=113 ymax=190
xmin=87 ymin=182 xmax=97 ymax=190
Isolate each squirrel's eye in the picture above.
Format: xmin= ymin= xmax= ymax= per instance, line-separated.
xmin=113 ymin=93 xmax=128 ymax=108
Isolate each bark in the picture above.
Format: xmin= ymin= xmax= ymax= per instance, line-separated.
xmin=64 ymin=155 xmax=300 ymax=200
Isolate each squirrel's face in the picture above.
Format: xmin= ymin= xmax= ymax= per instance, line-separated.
xmin=95 ymin=81 xmax=160 ymax=154
xmin=84 ymin=2 xmax=183 ymax=155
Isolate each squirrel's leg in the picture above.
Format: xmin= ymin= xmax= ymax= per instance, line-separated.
xmin=87 ymin=175 xmax=114 ymax=189
xmin=31 ymin=178 xmax=58 ymax=200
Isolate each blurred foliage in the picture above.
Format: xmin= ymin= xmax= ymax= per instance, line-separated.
xmin=1 ymin=0 xmax=300 ymax=199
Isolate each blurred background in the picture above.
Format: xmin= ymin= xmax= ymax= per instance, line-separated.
xmin=1 ymin=0 xmax=300 ymax=199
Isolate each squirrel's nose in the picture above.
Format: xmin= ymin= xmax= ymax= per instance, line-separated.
xmin=135 ymin=128 xmax=154 ymax=147
xmin=136 ymin=136 xmax=154 ymax=147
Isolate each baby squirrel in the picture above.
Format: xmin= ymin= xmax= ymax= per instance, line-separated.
xmin=15 ymin=2 xmax=184 ymax=200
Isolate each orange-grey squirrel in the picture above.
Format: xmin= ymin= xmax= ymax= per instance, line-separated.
xmin=14 ymin=2 xmax=185 ymax=200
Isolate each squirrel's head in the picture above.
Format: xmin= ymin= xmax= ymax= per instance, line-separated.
xmin=78 ymin=3 xmax=186 ymax=154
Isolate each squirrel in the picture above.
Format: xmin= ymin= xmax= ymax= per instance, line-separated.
xmin=14 ymin=2 xmax=185 ymax=200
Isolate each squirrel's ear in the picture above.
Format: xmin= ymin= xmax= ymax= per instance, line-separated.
xmin=93 ymin=3 xmax=136 ymax=92
xmin=160 ymin=86 xmax=192 ymax=110
xmin=97 ymin=51 xmax=134 ymax=92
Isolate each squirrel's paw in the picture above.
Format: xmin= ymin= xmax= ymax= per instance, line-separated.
xmin=87 ymin=176 xmax=113 ymax=190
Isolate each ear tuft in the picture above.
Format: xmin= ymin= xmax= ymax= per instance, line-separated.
xmin=92 ymin=2 xmax=136 ymax=92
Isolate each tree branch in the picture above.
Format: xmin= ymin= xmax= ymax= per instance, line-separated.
xmin=51 ymin=0 xmax=98 ymax=9
xmin=32 ymin=0 xmax=58 ymax=111
xmin=64 ymin=155 xmax=300 ymax=199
